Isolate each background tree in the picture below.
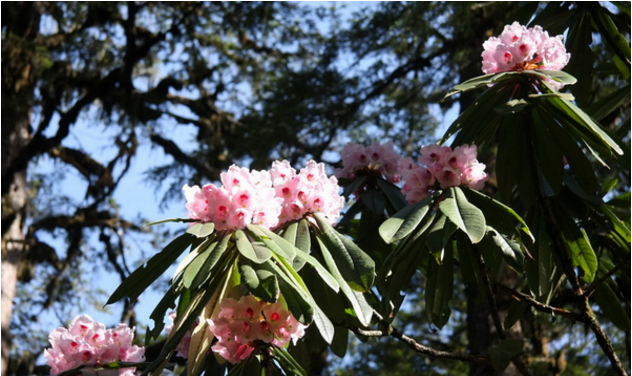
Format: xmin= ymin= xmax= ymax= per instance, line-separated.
xmin=2 ymin=2 xmax=629 ymax=376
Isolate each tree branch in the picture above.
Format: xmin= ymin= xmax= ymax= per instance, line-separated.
xmin=334 ymin=320 xmax=489 ymax=364
xmin=497 ymin=285 xmax=587 ymax=323
xmin=583 ymin=254 xmax=631 ymax=298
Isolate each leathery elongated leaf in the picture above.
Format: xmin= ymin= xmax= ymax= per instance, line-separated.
xmin=425 ymin=245 xmax=454 ymax=329
xmin=246 ymin=224 xmax=296 ymax=262
xmin=315 ymin=237 xmax=373 ymax=326
xmin=107 ymin=233 xmax=195 ymax=304
xmin=552 ymin=202 xmax=598 ymax=283
xmin=186 ymin=222 xmax=215 ymax=238
xmin=379 ymin=195 xmax=434 ymax=244
xmin=461 ymin=188 xmax=534 ymax=242
xmin=313 ymin=214 xmax=375 ymax=292
xmin=439 ymin=187 xmax=486 ymax=243
xmin=235 ymin=229 xmax=271 ymax=264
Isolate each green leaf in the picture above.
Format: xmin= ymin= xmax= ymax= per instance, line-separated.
xmin=587 ymin=85 xmax=631 ymax=121
xmin=271 ymin=345 xmax=307 ymax=376
xmin=426 ymin=214 xmax=457 ymax=262
xmin=379 ymin=195 xmax=433 ymax=244
xmin=439 ymin=187 xmax=486 ymax=243
xmin=552 ymin=204 xmax=598 ymax=283
xmin=315 ymin=237 xmax=373 ymax=326
xmin=504 ymin=300 xmax=529 ymax=330
xmin=239 ymin=262 xmax=280 ymax=303
xmin=496 ymin=117 xmax=520 ymax=203
xmin=542 ymin=95 xmax=624 ymax=155
xmin=107 ymin=233 xmax=195 ymax=304
xmin=186 ymin=222 xmax=215 ymax=238
xmin=533 ymin=109 xmax=564 ymax=194
xmin=293 ymin=247 xmax=340 ymax=293
xmin=246 ymin=224 xmax=296 ymax=262
xmin=281 ymin=219 xmax=311 ymax=270
xmin=375 ymin=178 xmax=407 ymax=212
xmin=441 ymin=83 xmax=511 ymax=147
xmin=313 ymin=214 xmax=375 ymax=292
xmin=143 ymin=217 xmax=198 ymax=227
xmin=425 ymin=247 xmax=454 ymax=329
xmin=146 ymin=283 xmax=178 ymax=344
xmin=592 ymin=276 xmax=631 ymax=332
xmin=266 ymin=260 xmax=314 ymax=325
xmin=461 ymin=188 xmax=534 ymax=242
xmin=525 ymin=218 xmax=559 ymax=302
xmin=490 ymin=339 xmax=524 ymax=371
xmin=487 ymin=228 xmax=524 ymax=273
xmin=445 ymin=73 xmax=497 ymax=97
xmin=522 ymin=69 xmax=578 ymax=86
xmin=342 ymin=175 xmax=368 ymax=198
xmin=236 ymin=230 xmax=272 ymax=264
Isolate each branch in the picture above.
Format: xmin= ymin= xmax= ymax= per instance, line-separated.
xmin=497 ymin=285 xmax=587 ymax=323
xmin=583 ymin=254 xmax=631 ymax=298
xmin=334 ymin=320 xmax=489 ymax=364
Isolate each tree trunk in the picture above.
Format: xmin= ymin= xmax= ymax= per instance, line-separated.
xmin=1 ymin=3 xmax=41 ymax=375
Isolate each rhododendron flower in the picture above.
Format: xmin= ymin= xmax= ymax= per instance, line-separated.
xmin=482 ymin=22 xmax=570 ymax=89
xmin=271 ymin=160 xmax=345 ymax=226
xmin=183 ymin=165 xmax=282 ymax=231
xmin=335 ymin=141 xmax=402 ymax=184
xmin=207 ymin=296 xmax=307 ymax=364
xmin=44 ymin=315 xmax=144 ymax=376
xmin=398 ymin=144 xmax=488 ymax=203
xmin=165 ymin=312 xmax=200 ymax=359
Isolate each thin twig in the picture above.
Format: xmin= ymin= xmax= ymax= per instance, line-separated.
xmin=583 ymin=254 xmax=631 ymax=298
xmin=334 ymin=320 xmax=489 ymax=364
xmin=497 ymin=285 xmax=587 ymax=323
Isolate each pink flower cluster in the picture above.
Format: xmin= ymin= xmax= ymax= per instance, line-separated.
xmin=207 ymin=295 xmax=307 ymax=364
xmin=165 ymin=312 xmax=200 ymax=359
xmin=334 ymin=141 xmax=402 ymax=183
xmin=183 ymin=166 xmax=282 ymax=231
xmin=183 ymin=161 xmax=344 ymax=231
xmin=271 ymin=160 xmax=345 ymax=226
xmin=44 ymin=315 xmax=145 ymax=376
xmin=398 ymin=144 xmax=488 ymax=203
xmin=482 ymin=22 xmax=570 ymax=87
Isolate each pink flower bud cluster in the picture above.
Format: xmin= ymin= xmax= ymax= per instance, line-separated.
xmin=334 ymin=141 xmax=402 ymax=183
xmin=398 ymin=144 xmax=488 ymax=203
xmin=44 ymin=315 xmax=145 ymax=376
xmin=183 ymin=166 xmax=283 ymax=231
xmin=207 ymin=295 xmax=307 ymax=364
xmin=183 ymin=161 xmax=344 ymax=231
xmin=482 ymin=22 xmax=570 ymax=88
xmin=271 ymin=160 xmax=345 ymax=226
xmin=165 ymin=312 xmax=200 ymax=359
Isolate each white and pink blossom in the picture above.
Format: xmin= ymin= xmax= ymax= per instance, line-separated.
xmin=482 ymin=22 xmax=570 ymax=89
xmin=398 ymin=144 xmax=488 ymax=203
xmin=335 ymin=141 xmax=403 ymax=184
xmin=272 ymin=160 xmax=345 ymax=226
xmin=182 ymin=166 xmax=283 ymax=231
xmin=207 ymin=296 xmax=308 ymax=364
xmin=44 ymin=315 xmax=144 ymax=376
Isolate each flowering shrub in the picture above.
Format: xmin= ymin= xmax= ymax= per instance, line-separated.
xmin=334 ymin=141 xmax=402 ymax=183
xmin=207 ymin=295 xmax=307 ymax=364
xmin=44 ymin=315 xmax=144 ymax=376
xmin=398 ymin=144 xmax=488 ymax=203
xmin=482 ymin=21 xmax=570 ymax=74
xmin=183 ymin=166 xmax=282 ymax=231
xmin=272 ymin=160 xmax=345 ymax=226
